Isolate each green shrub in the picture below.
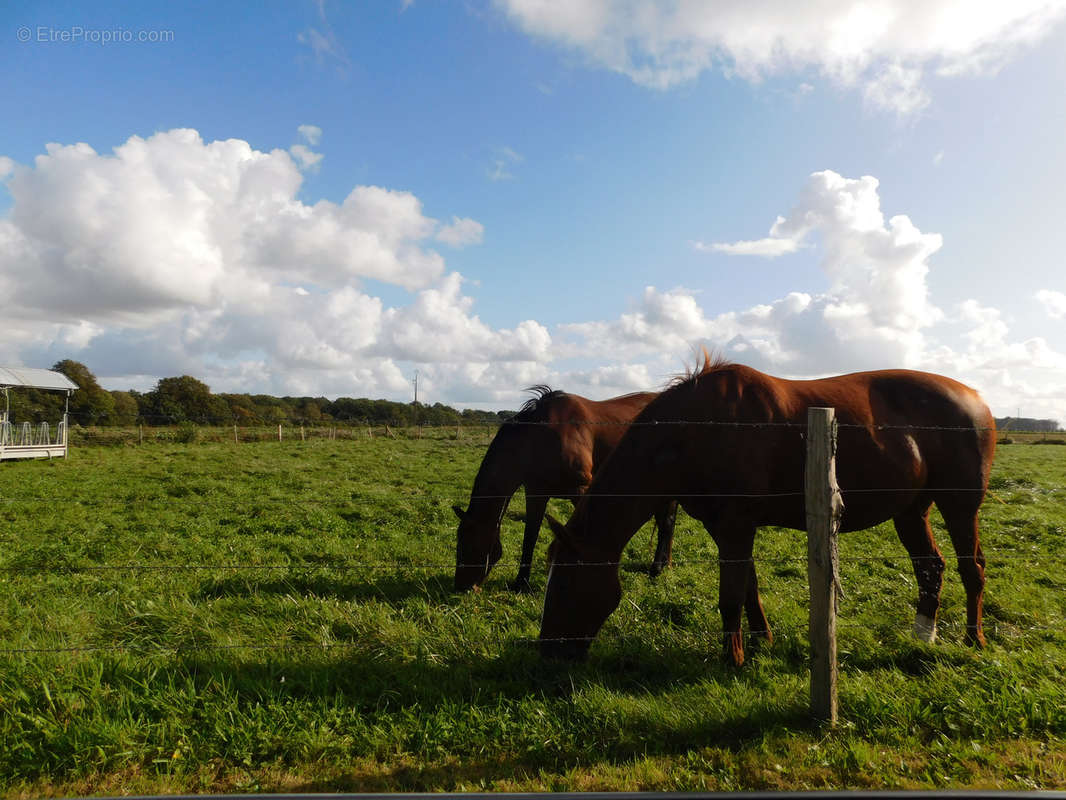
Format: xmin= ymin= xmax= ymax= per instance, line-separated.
xmin=174 ymin=422 xmax=201 ymax=443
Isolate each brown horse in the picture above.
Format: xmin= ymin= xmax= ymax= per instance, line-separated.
xmin=453 ymin=387 xmax=678 ymax=592
xmin=540 ymin=356 xmax=995 ymax=665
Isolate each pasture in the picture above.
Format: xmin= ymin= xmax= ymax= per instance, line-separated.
xmin=2 ymin=431 xmax=1065 ymax=796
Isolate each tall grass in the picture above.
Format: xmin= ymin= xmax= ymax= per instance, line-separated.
xmin=1 ymin=437 xmax=1065 ymax=795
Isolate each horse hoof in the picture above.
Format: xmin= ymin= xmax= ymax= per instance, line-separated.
xmin=508 ymin=578 xmax=534 ymax=594
xmin=966 ymin=627 xmax=986 ymax=648
xmin=721 ymin=636 xmax=745 ymax=667
xmin=913 ymin=613 xmax=937 ymax=644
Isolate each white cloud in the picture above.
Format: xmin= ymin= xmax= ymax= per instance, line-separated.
xmin=560 ymin=169 xmax=1066 ymax=421
xmin=297 ymin=124 xmax=322 ymax=145
xmin=297 ymin=0 xmax=350 ymax=74
xmin=0 ymin=129 xmax=557 ymax=403
xmin=862 ymin=62 xmax=929 ymax=115
xmin=378 ymin=273 xmax=552 ymax=363
xmin=1036 ymin=289 xmax=1066 ymax=318
xmin=436 ymin=216 xmax=485 ymax=247
xmin=4 ymin=131 xmax=1063 ymax=422
xmin=498 ymin=0 xmax=1066 ymax=113
xmin=488 ymin=146 xmax=523 ymax=181
xmin=289 ymin=143 xmax=324 ymax=171
xmin=0 ymin=129 xmax=462 ymax=331
xmin=698 ymin=215 xmax=804 ymax=257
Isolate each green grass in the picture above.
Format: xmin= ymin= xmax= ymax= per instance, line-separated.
xmin=2 ymin=436 xmax=1065 ymax=796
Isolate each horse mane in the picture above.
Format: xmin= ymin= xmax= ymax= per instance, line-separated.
xmin=668 ymin=348 xmax=734 ymax=389
xmin=512 ymin=385 xmax=567 ymax=420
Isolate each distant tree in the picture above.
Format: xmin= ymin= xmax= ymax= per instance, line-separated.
xmin=142 ymin=375 xmax=229 ymax=424
xmin=109 ymin=390 xmax=140 ymax=425
xmin=53 ymin=359 xmax=116 ymax=425
xmin=297 ymin=399 xmax=325 ymax=422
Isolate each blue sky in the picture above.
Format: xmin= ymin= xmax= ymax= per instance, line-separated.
xmin=3 ymin=1 xmax=1065 ymax=419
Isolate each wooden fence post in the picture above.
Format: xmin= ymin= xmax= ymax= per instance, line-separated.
xmin=805 ymin=406 xmax=843 ymax=725
xmin=234 ymin=423 xmax=238 ymax=444
xmin=278 ymin=424 xmax=282 ymax=442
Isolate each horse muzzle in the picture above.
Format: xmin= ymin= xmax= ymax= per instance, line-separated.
xmin=539 ymin=636 xmax=591 ymax=661
xmin=453 ymin=565 xmax=488 ymax=592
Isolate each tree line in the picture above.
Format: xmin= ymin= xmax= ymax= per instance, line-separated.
xmin=7 ymin=360 xmax=516 ymax=428
xmin=11 ymin=360 xmax=1061 ymax=432
xmin=994 ymin=417 xmax=1063 ymax=433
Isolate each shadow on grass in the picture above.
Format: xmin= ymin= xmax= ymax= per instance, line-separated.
xmin=164 ymin=639 xmax=815 ymax=766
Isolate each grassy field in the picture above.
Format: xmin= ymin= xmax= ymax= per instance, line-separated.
xmin=1 ymin=432 xmax=1065 ymax=796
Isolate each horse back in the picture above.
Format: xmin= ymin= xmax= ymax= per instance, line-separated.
xmin=784 ymin=369 xmax=996 ymax=527
xmin=646 ymin=365 xmax=995 ymax=532
xmin=528 ymin=391 xmax=658 ymax=490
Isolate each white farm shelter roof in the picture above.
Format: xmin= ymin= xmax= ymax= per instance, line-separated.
xmin=1 ymin=367 xmax=76 ymax=460
xmin=0 ymin=366 xmax=78 ymax=392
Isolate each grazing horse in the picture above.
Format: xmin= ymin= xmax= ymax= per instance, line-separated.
xmin=453 ymin=387 xmax=679 ymax=593
xmin=540 ymin=356 xmax=995 ymax=665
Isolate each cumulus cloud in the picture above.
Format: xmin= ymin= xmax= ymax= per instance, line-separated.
xmin=560 ymin=169 xmax=1066 ymax=421
xmin=0 ymin=128 xmax=556 ymax=402
xmin=3 ymin=129 xmax=1063 ymax=420
xmin=498 ymin=0 xmax=1066 ymax=113
xmin=1036 ymin=289 xmax=1066 ymax=318
xmin=0 ymin=128 xmax=462 ymax=330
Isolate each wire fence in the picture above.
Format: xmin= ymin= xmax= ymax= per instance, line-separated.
xmin=2 ymin=416 xmax=1063 ymax=667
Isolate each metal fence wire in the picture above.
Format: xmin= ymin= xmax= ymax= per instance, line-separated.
xmin=1 ymin=416 xmax=1063 ymax=667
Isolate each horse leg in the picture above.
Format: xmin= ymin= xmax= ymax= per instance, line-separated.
xmin=649 ymin=500 xmax=678 ymax=577
xmin=745 ymin=560 xmax=773 ymax=646
xmin=893 ymin=502 xmax=945 ymax=643
xmin=936 ymin=496 xmax=987 ymax=648
xmin=510 ymin=491 xmax=548 ymax=593
xmin=710 ymin=523 xmax=756 ymax=667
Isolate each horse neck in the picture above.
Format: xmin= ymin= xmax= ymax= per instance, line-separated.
xmin=465 ymin=427 xmax=526 ymax=520
xmin=572 ymin=480 xmax=659 ymax=561
xmin=571 ymin=424 xmax=674 ymax=559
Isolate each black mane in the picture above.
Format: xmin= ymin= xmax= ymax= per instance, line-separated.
xmin=512 ymin=385 xmax=567 ymax=421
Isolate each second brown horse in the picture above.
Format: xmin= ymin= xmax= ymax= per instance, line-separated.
xmin=453 ymin=387 xmax=678 ymax=592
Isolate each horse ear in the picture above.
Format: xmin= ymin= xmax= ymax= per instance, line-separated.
xmin=452 ymin=504 xmax=465 ymax=521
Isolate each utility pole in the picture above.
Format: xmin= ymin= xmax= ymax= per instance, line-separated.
xmin=413 ymin=370 xmax=419 ymax=405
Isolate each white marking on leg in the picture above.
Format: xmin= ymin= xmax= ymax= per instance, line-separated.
xmin=914 ymin=613 xmax=937 ymax=643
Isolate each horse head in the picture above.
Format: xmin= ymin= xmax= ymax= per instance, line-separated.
xmin=538 ymin=513 xmax=622 ymax=661
xmin=452 ymin=504 xmax=503 ymax=591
